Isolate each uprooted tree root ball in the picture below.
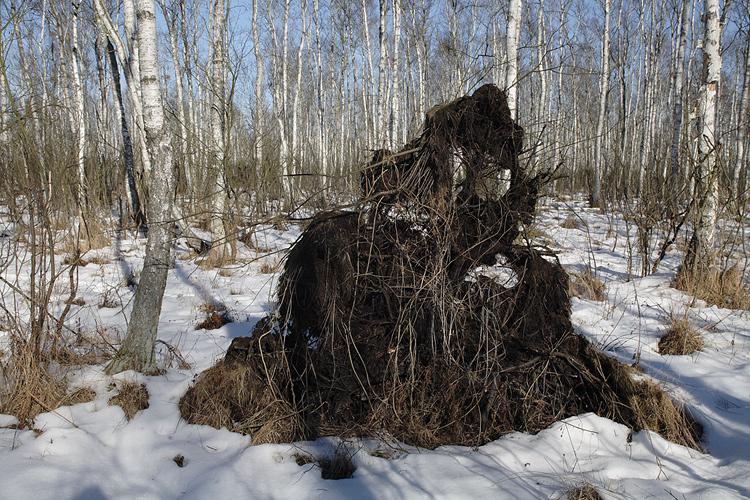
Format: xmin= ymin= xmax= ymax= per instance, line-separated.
xmin=180 ymin=85 xmax=702 ymax=449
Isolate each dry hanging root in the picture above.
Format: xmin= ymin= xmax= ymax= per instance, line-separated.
xmin=180 ymin=84 xmax=702 ymax=450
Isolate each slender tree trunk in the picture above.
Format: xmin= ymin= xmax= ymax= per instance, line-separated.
xmin=106 ymin=38 xmax=146 ymax=235
xmin=591 ymin=0 xmax=610 ymax=207
xmin=108 ymin=0 xmax=176 ymax=375
xmin=377 ymin=0 xmax=389 ymax=146
xmin=252 ymin=0 xmax=264 ymax=184
xmin=209 ymin=0 xmax=229 ymax=261
xmin=71 ymin=2 xmax=87 ymax=209
xmin=389 ymin=0 xmax=401 ymax=149
xmin=160 ymin=0 xmax=190 ymax=198
xmin=314 ymin=0 xmax=326 ymax=181
xmin=505 ymin=0 xmax=522 ymax=119
xmin=291 ymin=0 xmax=308 ymax=197
xmin=682 ymin=0 xmax=722 ymax=279
xmin=669 ymin=0 xmax=691 ymax=192
xmin=734 ymin=39 xmax=750 ymax=200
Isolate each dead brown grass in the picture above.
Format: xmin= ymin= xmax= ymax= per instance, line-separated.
xmin=658 ymin=315 xmax=703 ymax=355
xmin=561 ymin=214 xmax=582 ymax=229
xmin=0 ymin=347 xmax=67 ymax=426
xmin=567 ymin=484 xmax=602 ymax=500
xmin=67 ymin=387 xmax=97 ymax=405
xmin=675 ymin=265 xmax=750 ymax=310
xmin=292 ymin=448 xmax=357 ymax=480
xmin=569 ymin=268 xmax=606 ymax=301
xmin=87 ymin=256 xmax=111 ymax=265
xmin=259 ymin=259 xmax=281 ymax=274
xmin=628 ymin=378 xmax=702 ymax=450
xmin=179 ymin=359 xmax=302 ymax=445
xmin=108 ymin=382 xmax=149 ymax=420
xmin=195 ymin=303 xmax=232 ymax=330
xmin=62 ymin=255 xmax=89 ymax=267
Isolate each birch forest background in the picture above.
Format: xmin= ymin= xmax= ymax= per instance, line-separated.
xmin=4 ymin=0 xmax=750 ymax=496
xmin=2 ymin=0 xmax=748 ymax=227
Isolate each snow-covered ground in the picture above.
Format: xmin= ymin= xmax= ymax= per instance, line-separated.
xmin=1 ymin=201 xmax=750 ymax=499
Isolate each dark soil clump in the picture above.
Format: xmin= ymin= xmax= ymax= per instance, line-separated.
xmin=180 ymin=85 xmax=701 ymax=449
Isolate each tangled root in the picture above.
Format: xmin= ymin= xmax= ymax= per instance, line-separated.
xmin=181 ymin=85 xmax=701 ymax=450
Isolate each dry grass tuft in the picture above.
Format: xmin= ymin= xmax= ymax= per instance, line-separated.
xmin=627 ymin=378 xmax=702 ymax=450
xmin=0 ymin=349 xmax=67 ymax=426
xmin=108 ymin=382 xmax=149 ymax=420
xmin=560 ymin=214 xmax=582 ymax=230
xmin=218 ymin=269 xmax=233 ymax=277
xmin=259 ymin=259 xmax=281 ymax=274
xmin=65 ymin=297 xmax=86 ymax=306
xmin=67 ymin=387 xmax=97 ymax=405
xmin=292 ymin=448 xmax=357 ymax=480
xmin=179 ymin=358 xmax=303 ymax=445
xmin=658 ymin=315 xmax=703 ymax=355
xmin=87 ymin=256 xmax=111 ymax=265
xmin=675 ymin=265 xmax=750 ymax=310
xmin=567 ymin=483 xmax=602 ymax=500
xmin=569 ymin=268 xmax=606 ymax=301
xmin=293 ymin=452 xmax=316 ymax=466
xmin=63 ymin=255 xmax=89 ymax=267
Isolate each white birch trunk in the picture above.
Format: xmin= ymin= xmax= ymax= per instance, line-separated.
xmin=314 ymin=0 xmax=326 ymax=180
xmin=669 ymin=0 xmax=691 ymax=187
xmin=209 ymin=0 xmax=229 ymax=261
xmin=390 ymin=0 xmax=401 ymax=149
xmin=591 ymin=0 xmax=610 ymax=207
xmin=505 ymin=0 xmax=522 ymax=120
xmin=362 ymin=0 xmax=375 ymax=148
xmin=377 ymin=0 xmax=389 ymax=146
xmin=71 ymin=2 xmax=87 ymax=208
xmin=252 ymin=0 xmax=264 ymax=177
xmin=108 ymin=0 xmax=176 ymax=375
xmin=734 ymin=40 xmax=750 ymax=198
xmin=683 ymin=0 xmax=722 ymax=276
xmin=291 ymin=0 xmax=308 ymax=194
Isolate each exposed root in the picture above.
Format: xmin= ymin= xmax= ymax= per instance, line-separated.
xmin=180 ymin=84 xmax=702 ymax=451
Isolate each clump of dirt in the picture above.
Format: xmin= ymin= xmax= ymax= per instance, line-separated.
xmin=180 ymin=85 xmax=701 ymax=449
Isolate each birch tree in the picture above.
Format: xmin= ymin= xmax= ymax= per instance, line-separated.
xmin=682 ymin=0 xmax=722 ymax=280
xmin=505 ymin=0 xmax=522 ymax=119
xmin=107 ymin=0 xmax=177 ymax=374
xmin=209 ymin=0 xmax=229 ymax=261
xmin=252 ymin=0 xmax=264 ymax=175
xmin=71 ymin=1 xmax=87 ymax=209
xmin=591 ymin=0 xmax=610 ymax=207
xmin=377 ymin=0 xmax=389 ymax=146
xmin=734 ymin=38 xmax=750 ymax=199
xmin=669 ymin=0 xmax=691 ymax=190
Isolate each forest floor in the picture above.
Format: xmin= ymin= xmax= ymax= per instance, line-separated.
xmin=1 ymin=197 xmax=750 ymax=499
